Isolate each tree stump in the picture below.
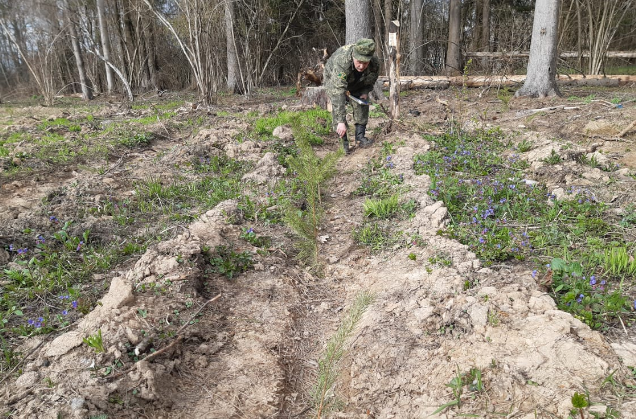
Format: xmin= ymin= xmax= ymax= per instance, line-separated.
xmin=300 ymin=86 xmax=329 ymax=109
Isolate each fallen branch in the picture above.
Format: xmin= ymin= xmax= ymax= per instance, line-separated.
xmin=515 ymin=105 xmax=581 ymax=118
xmin=619 ymin=119 xmax=636 ymax=137
xmin=0 ymin=339 xmax=47 ymax=386
xmin=106 ymin=293 xmax=221 ymax=380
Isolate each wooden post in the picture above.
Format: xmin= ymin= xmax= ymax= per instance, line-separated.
xmin=388 ymin=20 xmax=400 ymax=121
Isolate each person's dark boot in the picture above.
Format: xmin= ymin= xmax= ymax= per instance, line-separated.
xmin=355 ymin=124 xmax=373 ymax=148
xmin=341 ymin=133 xmax=351 ymax=155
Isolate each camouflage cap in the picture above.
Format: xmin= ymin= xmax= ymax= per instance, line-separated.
xmin=352 ymin=38 xmax=375 ymax=62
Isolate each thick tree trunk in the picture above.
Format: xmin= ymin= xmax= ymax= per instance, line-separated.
xmin=96 ymin=0 xmax=114 ymax=94
xmin=445 ymin=0 xmax=462 ymax=76
xmin=515 ymin=0 xmax=561 ymax=98
xmin=409 ymin=0 xmax=423 ymax=75
xmin=346 ymin=0 xmax=372 ymax=44
xmin=67 ymin=6 xmax=93 ymax=100
xmin=225 ymin=0 xmax=240 ymax=93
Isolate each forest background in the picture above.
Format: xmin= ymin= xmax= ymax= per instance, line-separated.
xmin=1 ymin=0 xmax=635 ymax=106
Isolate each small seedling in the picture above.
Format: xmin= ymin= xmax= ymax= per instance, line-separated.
xmin=363 ymin=195 xmax=400 ymax=219
xmin=83 ymin=329 xmax=105 ymax=353
xmin=517 ymin=138 xmax=533 ymax=152
xmin=408 ymin=253 xmax=417 ymax=261
xmin=571 ymin=391 xmax=589 ymax=419
xmin=431 ymin=365 xmax=463 ymax=415
xmin=209 ymin=245 xmax=254 ymax=279
xmin=543 ymin=149 xmax=562 ymax=165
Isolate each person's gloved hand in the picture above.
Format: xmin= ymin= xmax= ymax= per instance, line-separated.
xmin=337 ymin=122 xmax=347 ymax=138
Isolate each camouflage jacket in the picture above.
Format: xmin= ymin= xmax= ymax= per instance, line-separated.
xmin=324 ymin=44 xmax=380 ymax=124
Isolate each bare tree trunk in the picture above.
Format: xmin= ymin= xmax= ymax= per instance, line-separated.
xmin=225 ymin=0 xmax=240 ymax=93
xmin=481 ymin=0 xmax=490 ymax=68
xmin=372 ymin=0 xmax=384 ymax=74
xmin=409 ymin=0 xmax=423 ymax=75
xmin=471 ymin=0 xmax=482 ymax=52
xmin=575 ymin=0 xmax=582 ymax=70
xmin=114 ymin=0 xmax=131 ymax=79
xmin=146 ymin=17 xmax=158 ymax=89
xmin=346 ymin=0 xmax=372 ymax=44
xmin=96 ymin=0 xmax=114 ymax=94
xmin=445 ymin=0 xmax=462 ymax=76
xmin=384 ymin=0 xmax=392 ymax=71
xmin=515 ymin=0 xmax=561 ymax=98
xmin=138 ymin=16 xmax=152 ymax=89
xmin=67 ymin=4 xmax=93 ymax=100
xmin=584 ymin=0 xmax=631 ymax=75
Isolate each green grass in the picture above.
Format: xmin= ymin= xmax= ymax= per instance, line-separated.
xmin=250 ymin=108 xmax=331 ymax=145
xmin=129 ymin=111 xmax=176 ymax=125
xmin=353 ymin=221 xmax=403 ymax=252
xmin=363 ymin=195 xmax=400 ymax=218
xmin=38 ymin=117 xmax=81 ymax=132
xmin=119 ymin=132 xmax=153 ymax=148
xmin=0 ymin=219 xmax=148 ymax=341
xmin=312 ymin=291 xmax=374 ymax=417
xmin=413 ymin=128 xmax=635 ymax=330
xmin=605 ymin=66 xmax=636 ymax=75
xmin=0 ymin=149 xmax=254 ymax=366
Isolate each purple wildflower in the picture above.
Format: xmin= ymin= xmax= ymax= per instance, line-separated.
xmin=72 ymin=301 xmax=78 ymax=309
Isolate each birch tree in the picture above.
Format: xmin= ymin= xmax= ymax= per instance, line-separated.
xmin=67 ymin=3 xmax=93 ymax=100
xmin=516 ymin=0 xmax=561 ymax=97
xmin=96 ymin=0 xmax=114 ymax=94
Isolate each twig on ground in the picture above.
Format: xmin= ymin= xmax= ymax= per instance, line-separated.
xmin=0 ymin=339 xmax=47 ymax=386
xmin=619 ymin=119 xmax=636 ymax=137
xmin=100 ymin=153 xmax=128 ymax=176
xmin=618 ymin=316 xmax=629 ymax=336
xmin=106 ymin=294 xmax=221 ymax=380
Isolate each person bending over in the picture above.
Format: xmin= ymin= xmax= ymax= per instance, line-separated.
xmin=324 ymin=38 xmax=379 ymax=154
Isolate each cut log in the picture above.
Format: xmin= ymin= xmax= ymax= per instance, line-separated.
xmin=300 ymin=86 xmax=328 ymax=109
xmin=378 ymin=74 xmax=636 ymax=89
xmin=465 ymin=51 xmax=636 ymax=59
